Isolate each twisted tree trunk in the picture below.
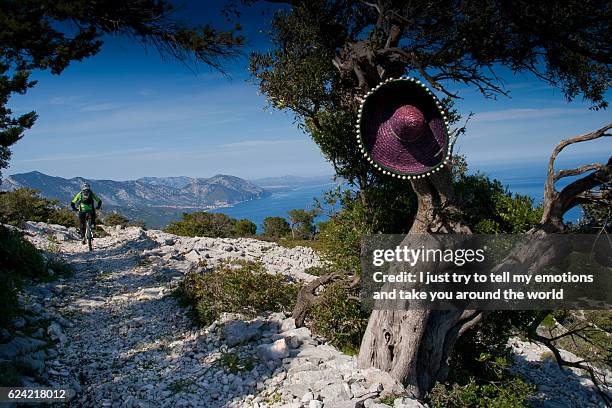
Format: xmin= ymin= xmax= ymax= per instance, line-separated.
xmin=357 ymin=165 xmax=476 ymax=398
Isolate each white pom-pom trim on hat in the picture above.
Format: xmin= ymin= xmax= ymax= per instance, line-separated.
xmin=356 ymin=76 xmax=451 ymax=180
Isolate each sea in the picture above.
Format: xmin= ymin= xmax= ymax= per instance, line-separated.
xmin=209 ymin=160 xmax=595 ymax=231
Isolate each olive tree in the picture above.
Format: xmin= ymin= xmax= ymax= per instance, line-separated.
xmin=240 ymin=0 xmax=611 ymax=398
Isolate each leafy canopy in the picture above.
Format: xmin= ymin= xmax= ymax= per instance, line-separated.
xmin=247 ymin=0 xmax=609 ymax=231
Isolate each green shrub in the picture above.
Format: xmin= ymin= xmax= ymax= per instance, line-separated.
xmin=234 ymin=219 xmax=257 ymax=236
xmin=46 ymin=206 xmax=78 ymax=228
xmin=165 ymin=212 xmax=256 ymax=238
xmin=261 ymin=216 xmax=291 ymax=238
xmin=94 ymin=225 xmax=109 ymax=237
xmin=316 ymin=191 xmax=372 ymax=275
xmin=311 ymin=282 xmax=369 ymax=354
xmin=216 ymin=347 xmax=255 ymax=373
xmin=287 ymin=208 xmax=319 ymax=240
xmin=128 ymin=219 xmax=147 ymax=229
xmin=0 ymin=226 xmax=46 ymax=328
xmin=577 ymin=183 xmax=610 ymax=232
xmin=428 ymin=356 xmax=536 ymax=408
xmin=0 ymin=188 xmax=78 ymax=228
xmin=178 ymin=261 xmax=301 ymax=326
xmin=45 ymin=256 xmax=73 ymax=277
xmin=454 ymin=173 xmax=542 ymax=234
xmin=104 ymin=212 xmax=129 ymax=227
xmin=450 ymin=311 xmax=542 ymax=384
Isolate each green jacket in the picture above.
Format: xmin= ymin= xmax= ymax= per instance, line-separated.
xmin=71 ymin=190 xmax=102 ymax=212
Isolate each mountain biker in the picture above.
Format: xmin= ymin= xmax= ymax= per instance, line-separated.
xmin=71 ymin=182 xmax=102 ymax=244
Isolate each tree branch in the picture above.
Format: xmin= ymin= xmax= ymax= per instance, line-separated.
xmin=541 ymin=124 xmax=612 ymax=230
xmin=545 ymin=124 xmax=612 ymax=197
xmin=554 ymin=163 xmax=603 ymax=182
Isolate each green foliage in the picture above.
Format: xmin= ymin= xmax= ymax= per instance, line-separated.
xmin=428 ymin=354 xmax=536 ymax=407
xmin=0 ymin=188 xmax=77 ymax=228
xmin=491 ymin=193 xmax=543 ymax=233
xmin=216 ymin=347 xmax=255 ymax=374
xmin=234 ymin=218 xmax=257 ymax=236
xmin=0 ymin=226 xmax=45 ymax=329
xmin=453 ymin=173 xmax=542 ymax=234
xmin=128 ymin=219 xmax=147 ymax=229
xmin=178 ymin=261 xmax=300 ymax=326
xmin=45 ymin=256 xmax=73 ymax=278
xmin=46 ymin=206 xmax=79 ymax=228
xmin=104 ymin=212 xmax=129 ymax=227
xmin=261 ymin=216 xmax=291 ymax=239
xmin=94 ymin=225 xmax=109 ymax=237
xmin=544 ymin=310 xmax=612 ymax=369
xmin=315 ymin=189 xmax=374 ymax=275
xmin=1 ymin=1 xmax=244 ymax=177
xmin=311 ymin=282 xmax=369 ymax=354
xmin=428 ymin=375 xmax=535 ymax=408
xmin=287 ymin=208 xmax=319 ymax=240
xmin=450 ymin=311 xmax=542 ymax=382
xmin=164 ymin=211 xmax=256 ymax=238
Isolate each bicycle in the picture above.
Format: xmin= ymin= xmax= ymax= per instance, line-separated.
xmin=74 ymin=209 xmax=95 ymax=251
xmin=84 ymin=212 xmax=94 ymax=251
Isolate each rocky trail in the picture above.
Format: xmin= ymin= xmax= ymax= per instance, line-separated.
xmin=2 ymin=222 xmax=609 ymax=407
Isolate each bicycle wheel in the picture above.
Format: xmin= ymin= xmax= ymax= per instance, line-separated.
xmin=86 ymin=218 xmax=93 ymax=251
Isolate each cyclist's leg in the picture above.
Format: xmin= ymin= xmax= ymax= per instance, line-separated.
xmin=91 ymin=210 xmax=96 ymax=237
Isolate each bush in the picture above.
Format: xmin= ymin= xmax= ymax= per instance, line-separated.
xmin=128 ymin=219 xmax=147 ymax=229
xmin=94 ymin=225 xmax=109 ymax=237
xmin=311 ymin=282 xmax=369 ymax=355
xmin=261 ymin=216 xmax=291 ymax=238
xmin=234 ymin=219 xmax=257 ymax=236
xmin=46 ymin=206 xmax=78 ymax=228
xmin=165 ymin=212 xmax=257 ymax=238
xmin=450 ymin=311 xmax=541 ymax=380
xmin=0 ymin=226 xmax=46 ymax=329
xmin=453 ymin=173 xmax=542 ymax=234
xmin=287 ymin=208 xmax=319 ymax=240
xmin=427 ymin=356 xmax=535 ymax=408
xmin=45 ymin=256 xmax=73 ymax=277
xmin=0 ymin=188 xmax=78 ymax=228
xmin=104 ymin=212 xmax=129 ymax=227
xmin=178 ymin=261 xmax=300 ymax=326
xmin=316 ymin=190 xmax=372 ymax=275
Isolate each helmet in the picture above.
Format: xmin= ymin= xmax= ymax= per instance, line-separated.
xmin=81 ymin=182 xmax=90 ymax=190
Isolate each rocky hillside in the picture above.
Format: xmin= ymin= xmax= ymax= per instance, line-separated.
xmin=1 ymin=171 xmax=269 ymax=209
xmin=1 ymin=222 xmax=608 ymax=407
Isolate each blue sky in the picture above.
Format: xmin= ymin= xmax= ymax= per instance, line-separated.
xmin=6 ymin=2 xmax=611 ymax=181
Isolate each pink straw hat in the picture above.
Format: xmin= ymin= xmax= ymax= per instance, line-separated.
xmin=357 ymin=77 xmax=451 ymax=179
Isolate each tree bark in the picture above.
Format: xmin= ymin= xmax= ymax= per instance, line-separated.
xmin=357 ymin=164 xmax=474 ymax=398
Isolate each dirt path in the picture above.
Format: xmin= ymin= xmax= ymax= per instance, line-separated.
xmin=13 ymin=222 xmax=607 ymax=408
xmin=46 ymin=229 xmax=221 ymax=407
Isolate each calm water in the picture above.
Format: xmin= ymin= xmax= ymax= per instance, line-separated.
xmin=482 ymin=164 xmax=584 ymax=223
xmin=208 ymin=164 xmax=585 ymax=231
xmin=210 ymin=182 xmax=338 ymax=230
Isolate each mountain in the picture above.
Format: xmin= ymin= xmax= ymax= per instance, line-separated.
xmin=1 ymin=171 xmax=270 ymax=227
